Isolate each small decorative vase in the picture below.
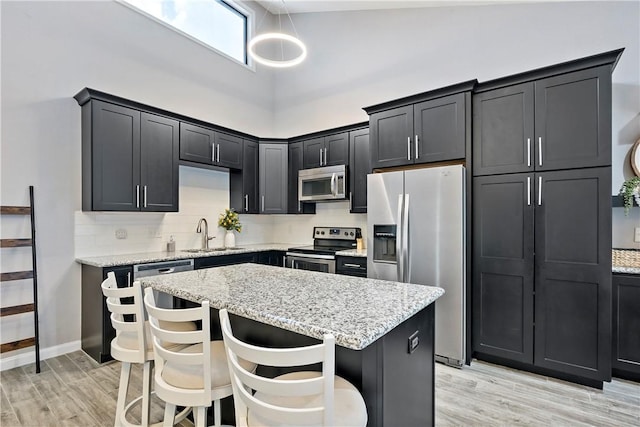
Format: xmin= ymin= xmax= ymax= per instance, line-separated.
xmin=224 ymin=230 xmax=236 ymax=248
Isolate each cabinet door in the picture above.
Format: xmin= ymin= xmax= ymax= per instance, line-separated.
xmin=101 ymin=266 xmax=132 ymax=361
xmin=472 ymin=173 xmax=534 ymax=363
xmin=612 ymin=274 xmax=640 ymax=380
xmin=91 ymin=101 xmax=141 ymax=211
xmin=534 ymin=167 xmax=611 ymax=381
xmin=325 ymin=132 xmax=349 ymax=166
xmin=535 ymin=66 xmax=611 ymax=171
xmin=243 ymin=139 xmax=259 ymax=213
xmin=369 ymin=105 xmax=414 ymax=169
xmin=473 ymin=83 xmax=534 ymax=176
xmin=140 ymin=113 xmax=179 ymax=212
xmin=302 ymin=137 xmax=324 ymax=169
xmin=287 ymin=142 xmax=314 ymax=214
xmin=349 ymin=128 xmax=370 ymax=213
xmin=414 ymin=93 xmax=466 ymax=164
xmin=260 ymin=143 xmax=288 ymax=214
xmin=216 ymin=132 xmax=243 ymax=169
xmin=179 ymin=122 xmax=214 ymax=164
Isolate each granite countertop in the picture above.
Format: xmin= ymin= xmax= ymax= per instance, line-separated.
xmin=139 ymin=263 xmax=444 ymax=350
xmin=335 ymin=248 xmax=367 ymax=258
xmin=612 ymin=249 xmax=640 ymax=275
xmin=76 ymin=243 xmax=301 ymax=268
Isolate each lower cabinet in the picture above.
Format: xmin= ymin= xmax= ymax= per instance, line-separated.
xmin=336 ymin=256 xmax=367 ymax=278
xmin=194 ymin=253 xmax=258 ymax=269
xmin=472 ymin=167 xmax=612 ymax=385
xmin=612 ymin=273 xmax=640 ymax=381
xmin=81 ymin=264 xmax=132 ymax=363
xmin=257 ymin=251 xmax=285 ymax=267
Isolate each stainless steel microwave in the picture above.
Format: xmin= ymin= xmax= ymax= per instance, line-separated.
xmin=298 ymin=165 xmax=347 ymax=202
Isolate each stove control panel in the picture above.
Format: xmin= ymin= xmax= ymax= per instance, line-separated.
xmin=313 ymin=227 xmax=361 ymax=240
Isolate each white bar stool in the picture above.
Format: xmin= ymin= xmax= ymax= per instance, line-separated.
xmin=219 ymin=308 xmax=368 ymax=427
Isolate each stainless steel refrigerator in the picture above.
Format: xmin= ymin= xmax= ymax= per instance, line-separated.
xmin=367 ymin=165 xmax=465 ymax=367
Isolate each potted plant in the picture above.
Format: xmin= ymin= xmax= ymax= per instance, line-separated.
xmin=218 ymin=208 xmax=242 ymax=248
xmin=619 ymin=176 xmax=640 ymax=216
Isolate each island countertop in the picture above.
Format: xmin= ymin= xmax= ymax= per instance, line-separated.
xmin=139 ymin=263 xmax=444 ymax=350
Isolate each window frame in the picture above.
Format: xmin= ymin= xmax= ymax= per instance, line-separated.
xmin=117 ymin=0 xmax=253 ymax=68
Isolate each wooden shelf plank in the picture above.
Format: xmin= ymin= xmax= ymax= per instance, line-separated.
xmin=0 ymin=304 xmax=34 ymax=317
xmin=0 ymin=239 xmax=32 ymax=248
xmin=0 ymin=271 xmax=34 ymax=282
xmin=0 ymin=337 xmax=36 ymax=353
xmin=0 ymin=206 xmax=31 ymax=215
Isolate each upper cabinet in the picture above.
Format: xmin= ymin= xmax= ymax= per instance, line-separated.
xmin=230 ymin=138 xmax=259 ymax=214
xmin=473 ymin=62 xmax=616 ymax=176
xmin=179 ymin=122 xmax=243 ymax=169
xmin=349 ymin=128 xmax=370 ymax=213
xmin=75 ymin=90 xmax=179 ymax=212
xmin=288 ymin=142 xmax=316 ymax=214
xmin=365 ymin=81 xmax=475 ymax=170
xmin=259 ymin=141 xmax=288 ymax=214
xmin=302 ymin=132 xmax=349 ymax=169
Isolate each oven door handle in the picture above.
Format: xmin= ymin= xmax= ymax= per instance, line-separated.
xmin=285 ymin=252 xmax=335 ymax=261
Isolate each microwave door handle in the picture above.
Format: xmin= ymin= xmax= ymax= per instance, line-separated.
xmin=331 ymin=173 xmax=337 ymax=196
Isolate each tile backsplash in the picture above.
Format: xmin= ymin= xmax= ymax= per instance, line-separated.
xmin=74 ymin=166 xmax=366 ymax=257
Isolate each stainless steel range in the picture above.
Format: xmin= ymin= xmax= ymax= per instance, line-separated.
xmin=285 ymin=227 xmax=361 ymax=273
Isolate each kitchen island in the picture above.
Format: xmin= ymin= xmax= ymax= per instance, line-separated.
xmin=140 ymin=263 xmax=444 ymax=427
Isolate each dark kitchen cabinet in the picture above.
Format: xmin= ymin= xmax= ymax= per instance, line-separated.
xmin=473 ymin=167 xmax=612 ymax=383
xmin=302 ymin=132 xmax=349 ymax=169
xmin=612 ymin=273 xmax=640 ymax=381
xmin=473 ymin=66 xmax=612 ymax=176
xmin=288 ymin=142 xmax=315 ymax=214
xmin=77 ymin=97 xmax=178 ymax=212
xmin=336 ymin=256 xmax=367 ymax=277
xmin=259 ymin=142 xmax=288 ymax=214
xmin=180 ymin=123 xmax=243 ymax=169
xmin=349 ymin=128 xmax=370 ymax=213
xmin=194 ymin=253 xmax=258 ymax=269
xmin=81 ymin=264 xmax=132 ymax=363
xmin=365 ymin=81 xmax=474 ymax=170
xmin=257 ymin=251 xmax=285 ymax=267
xmin=230 ymin=139 xmax=259 ymax=214
xmin=472 ymin=173 xmax=534 ymax=364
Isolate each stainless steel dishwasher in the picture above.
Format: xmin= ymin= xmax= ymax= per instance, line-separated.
xmin=133 ymin=259 xmax=194 ymax=308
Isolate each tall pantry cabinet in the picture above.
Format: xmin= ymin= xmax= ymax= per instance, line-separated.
xmin=472 ymin=49 xmax=623 ymax=386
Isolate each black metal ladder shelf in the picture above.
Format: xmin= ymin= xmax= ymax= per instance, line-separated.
xmin=0 ymin=186 xmax=40 ymax=373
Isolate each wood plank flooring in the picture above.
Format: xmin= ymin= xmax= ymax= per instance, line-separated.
xmin=1 ymin=351 xmax=638 ymax=426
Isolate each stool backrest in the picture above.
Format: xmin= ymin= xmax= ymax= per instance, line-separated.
xmin=143 ymin=287 xmax=212 ymax=406
xmin=101 ymin=272 xmax=146 ymax=363
xmin=219 ymin=308 xmax=335 ymax=426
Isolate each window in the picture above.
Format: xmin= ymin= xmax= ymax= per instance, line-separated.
xmin=121 ymin=0 xmax=249 ymax=64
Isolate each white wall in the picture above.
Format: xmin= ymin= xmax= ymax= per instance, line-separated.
xmin=1 ymin=1 xmax=639 ymax=368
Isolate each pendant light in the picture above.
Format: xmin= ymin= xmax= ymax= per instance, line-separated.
xmin=249 ymin=0 xmax=307 ymax=68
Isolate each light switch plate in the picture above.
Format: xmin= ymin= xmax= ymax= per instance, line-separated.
xmin=634 ymin=227 xmax=640 ymax=243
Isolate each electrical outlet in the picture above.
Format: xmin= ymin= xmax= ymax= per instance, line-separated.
xmin=115 ymin=228 xmax=127 ymax=239
xmin=408 ymin=330 xmax=420 ymax=354
xmin=149 ymin=228 xmax=162 ymax=239
xmin=634 ymin=227 xmax=640 ymax=243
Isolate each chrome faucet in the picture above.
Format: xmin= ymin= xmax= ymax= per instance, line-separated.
xmin=196 ymin=218 xmax=215 ymax=249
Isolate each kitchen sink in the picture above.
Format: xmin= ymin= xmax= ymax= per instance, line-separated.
xmin=181 ymin=248 xmax=243 ymax=253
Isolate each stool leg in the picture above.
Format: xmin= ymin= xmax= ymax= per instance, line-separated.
xmin=195 ymin=406 xmax=206 ymax=427
xmin=141 ymin=360 xmax=152 ymax=427
xmin=115 ymin=362 xmax=132 ymax=427
xmin=163 ymin=403 xmax=176 ymax=427
xmin=213 ymin=400 xmax=221 ymax=427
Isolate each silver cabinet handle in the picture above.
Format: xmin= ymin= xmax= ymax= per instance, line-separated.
xmin=349 ymin=191 xmax=352 ymax=211
xmin=244 ymin=194 xmax=249 ymax=212
xmin=261 ymin=195 xmax=265 ymax=212
xmin=216 ymin=144 xmax=220 ymax=163
xmin=343 ymin=263 xmax=361 ymax=268
xmin=538 ymin=176 xmax=542 ymax=206
xmin=298 ymin=200 xmax=301 ymax=213
xmin=211 ymin=143 xmax=215 ymax=163
xmin=136 ymin=185 xmax=140 ymax=208
xmin=324 ymin=148 xmax=328 ymax=166
xmin=415 ymin=135 xmax=419 ymax=159
xmin=143 ymin=185 xmax=147 ymax=208
xmin=407 ymin=137 xmax=411 ymax=161
xmin=538 ymin=137 xmax=543 ymax=166
xmin=127 ymin=272 xmax=131 ymax=286
xmin=527 ymin=177 xmax=531 ymax=206
xmin=527 ymin=138 xmax=531 ymax=167
xmin=319 ymin=149 xmax=323 ymax=166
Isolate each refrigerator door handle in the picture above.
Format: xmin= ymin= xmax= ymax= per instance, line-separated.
xmin=403 ymin=193 xmax=410 ymax=282
xmin=396 ymin=194 xmax=404 ymax=282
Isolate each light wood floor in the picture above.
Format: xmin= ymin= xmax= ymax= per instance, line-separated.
xmin=1 ymin=350 xmax=638 ymax=426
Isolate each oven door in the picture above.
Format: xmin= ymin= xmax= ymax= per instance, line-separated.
xmin=285 ymin=253 xmax=336 ymax=274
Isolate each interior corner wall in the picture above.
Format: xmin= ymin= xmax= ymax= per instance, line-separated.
xmin=0 ymin=0 xmax=274 ymax=367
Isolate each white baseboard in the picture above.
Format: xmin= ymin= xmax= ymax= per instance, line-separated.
xmin=0 ymin=340 xmax=82 ymax=371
